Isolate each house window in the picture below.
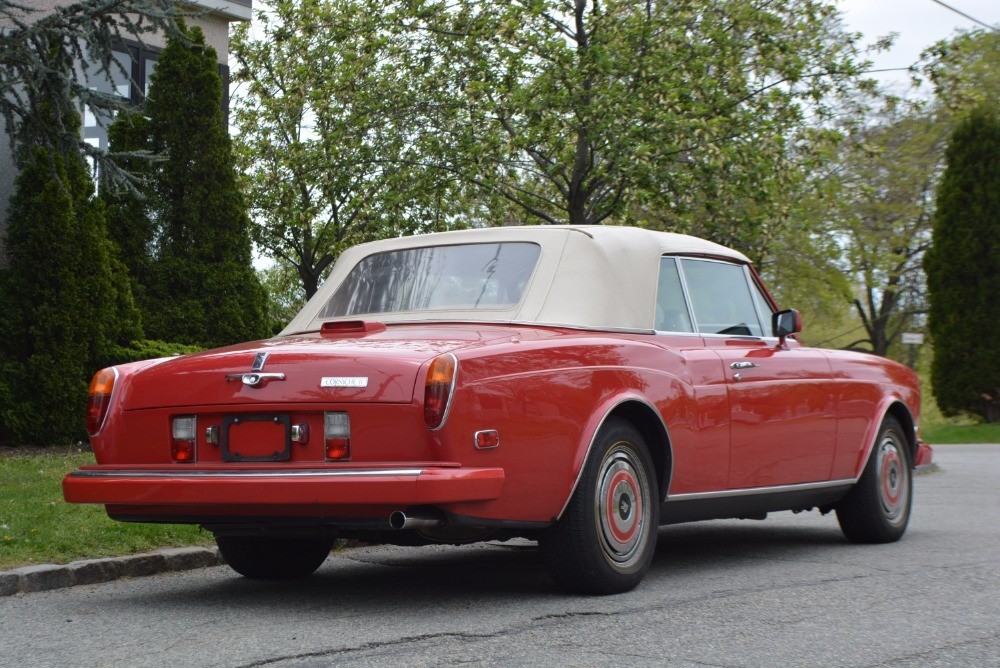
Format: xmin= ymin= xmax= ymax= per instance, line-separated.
xmin=82 ymin=44 xmax=160 ymax=153
xmin=82 ymin=42 xmax=229 ymax=155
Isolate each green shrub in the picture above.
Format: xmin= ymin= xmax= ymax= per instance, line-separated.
xmin=0 ymin=137 xmax=141 ymax=444
xmin=105 ymin=339 xmax=204 ymax=367
xmin=925 ymin=104 xmax=1000 ymax=423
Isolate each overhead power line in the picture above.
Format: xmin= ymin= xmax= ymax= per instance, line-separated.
xmin=928 ymin=0 xmax=999 ymax=32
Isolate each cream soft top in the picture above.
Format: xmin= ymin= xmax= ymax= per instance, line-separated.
xmin=279 ymin=225 xmax=750 ymax=335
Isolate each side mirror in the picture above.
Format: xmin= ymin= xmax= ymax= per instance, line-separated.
xmin=772 ymin=308 xmax=802 ymax=346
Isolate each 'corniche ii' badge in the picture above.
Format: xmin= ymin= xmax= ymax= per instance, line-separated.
xmin=321 ymin=377 xmax=369 ymax=388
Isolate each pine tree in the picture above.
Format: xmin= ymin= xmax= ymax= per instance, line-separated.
xmin=0 ymin=0 xmax=181 ymax=187
xmin=924 ymin=105 xmax=1000 ymax=423
xmin=105 ymin=112 xmax=156 ymax=308
xmin=0 ymin=124 xmax=142 ymax=443
xmin=138 ymin=22 xmax=269 ymax=348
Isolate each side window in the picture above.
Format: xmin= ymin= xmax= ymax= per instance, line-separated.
xmin=749 ymin=279 xmax=775 ymax=335
xmin=679 ymin=259 xmax=765 ymax=337
xmin=655 ymin=257 xmax=694 ymax=332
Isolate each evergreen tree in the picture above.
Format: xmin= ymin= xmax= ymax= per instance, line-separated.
xmin=0 ymin=0 xmax=180 ymax=187
xmin=0 ymin=123 xmax=142 ymax=443
xmin=924 ymin=105 xmax=1000 ymax=423
xmin=137 ymin=22 xmax=269 ymax=347
xmin=105 ymin=112 xmax=156 ymax=308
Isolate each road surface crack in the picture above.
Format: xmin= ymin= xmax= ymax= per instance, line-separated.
xmin=859 ymin=630 xmax=1000 ymax=667
xmin=235 ymin=559 xmax=1000 ymax=667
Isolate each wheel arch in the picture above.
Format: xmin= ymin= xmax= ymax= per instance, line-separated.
xmin=884 ymin=401 xmax=918 ymax=467
xmin=855 ymin=400 xmax=918 ymax=479
xmin=610 ymin=400 xmax=672 ymax=503
xmin=556 ymin=397 xmax=673 ymax=520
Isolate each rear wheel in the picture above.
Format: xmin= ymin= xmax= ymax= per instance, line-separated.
xmin=215 ymin=535 xmax=334 ymax=579
xmin=836 ymin=416 xmax=912 ymax=543
xmin=541 ymin=418 xmax=659 ymax=595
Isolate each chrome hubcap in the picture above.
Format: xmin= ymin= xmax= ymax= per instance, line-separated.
xmin=596 ymin=444 xmax=650 ymax=568
xmin=876 ymin=433 xmax=909 ymax=525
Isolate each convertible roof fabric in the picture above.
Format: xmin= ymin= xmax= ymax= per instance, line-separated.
xmin=281 ymin=225 xmax=751 ymax=335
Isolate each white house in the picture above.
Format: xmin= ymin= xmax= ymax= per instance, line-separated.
xmin=0 ymin=0 xmax=252 ymax=260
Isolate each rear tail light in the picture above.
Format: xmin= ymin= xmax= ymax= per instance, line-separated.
xmin=324 ymin=412 xmax=351 ymax=460
xmin=171 ymin=416 xmax=197 ymax=463
xmin=424 ymin=353 xmax=457 ymax=430
xmin=86 ymin=368 xmax=118 ymax=436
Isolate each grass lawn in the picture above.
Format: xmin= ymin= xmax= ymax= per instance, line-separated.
xmin=921 ymin=422 xmax=1000 ymax=445
xmin=0 ymin=449 xmax=212 ymax=570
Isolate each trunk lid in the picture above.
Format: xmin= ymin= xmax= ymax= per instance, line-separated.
xmin=121 ymin=324 xmax=514 ymax=410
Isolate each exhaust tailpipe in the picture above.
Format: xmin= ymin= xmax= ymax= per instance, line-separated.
xmin=389 ymin=510 xmax=445 ymax=530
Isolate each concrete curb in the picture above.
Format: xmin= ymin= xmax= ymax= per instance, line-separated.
xmin=0 ymin=546 xmax=221 ymax=597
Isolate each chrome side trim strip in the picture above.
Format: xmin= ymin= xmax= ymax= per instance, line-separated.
xmin=69 ymin=468 xmax=424 ymax=479
xmin=666 ymin=478 xmax=855 ymax=502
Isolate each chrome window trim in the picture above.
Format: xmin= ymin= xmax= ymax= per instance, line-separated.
xmin=676 ymin=257 xmax=766 ymax=337
xmin=653 ymin=256 xmax=697 ymax=334
xmin=673 ymin=256 xmax=700 ymax=333
xmin=667 ymin=477 xmax=856 ymax=502
xmin=742 ymin=264 xmax=771 ymax=336
xmin=68 ymin=468 xmax=425 ymax=479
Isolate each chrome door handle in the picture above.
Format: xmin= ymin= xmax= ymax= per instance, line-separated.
xmin=730 ymin=362 xmax=758 ymax=369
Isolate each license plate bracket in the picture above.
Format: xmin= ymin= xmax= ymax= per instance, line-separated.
xmin=221 ymin=414 xmax=291 ymax=462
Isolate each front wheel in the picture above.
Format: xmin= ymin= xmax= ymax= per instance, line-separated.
xmin=836 ymin=416 xmax=913 ymax=543
xmin=216 ymin=535 xmax=334 ymax=579
xmin=541 ymin=418 xmax=659 ymax=595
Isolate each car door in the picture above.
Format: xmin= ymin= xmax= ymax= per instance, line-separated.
xmin=677 ymin=257 xmax=837 ymax=489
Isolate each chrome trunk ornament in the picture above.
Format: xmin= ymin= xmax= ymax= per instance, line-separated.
xmin=226 ymin=351 xmax=283 ymax=386
xmin=225 ymin=372 xmax=285 ymax=387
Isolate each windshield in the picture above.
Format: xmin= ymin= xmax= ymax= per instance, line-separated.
xmin=319 ymin=242 xmax=541 ymax=318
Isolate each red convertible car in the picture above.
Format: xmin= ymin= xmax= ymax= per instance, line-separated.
xmin=64 ymin=226 xmax=932 ymax=594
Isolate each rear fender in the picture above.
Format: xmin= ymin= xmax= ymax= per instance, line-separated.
xmin=555 ymin=395 xmax=672 ymax=521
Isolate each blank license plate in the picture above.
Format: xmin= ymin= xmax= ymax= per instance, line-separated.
xmin=222 ymin=414 xmax=291 ymax=462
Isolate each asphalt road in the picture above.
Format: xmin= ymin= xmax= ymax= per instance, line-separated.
xmin=2 ymin=443 xmax=997 ymax=668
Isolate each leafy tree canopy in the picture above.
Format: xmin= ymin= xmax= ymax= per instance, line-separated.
xmin=920 ymin=29 xmax=1000 ymax=113
xmin=232 ymin=0 xmax=462 ymax=300
xmin=393 ymin=0 xmax=873 ymax=258
xmin=800 ymin=101 xmax=946 ymax=356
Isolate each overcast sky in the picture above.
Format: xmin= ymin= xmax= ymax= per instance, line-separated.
xmin=837 ymin=0 xmax=998 ymax=93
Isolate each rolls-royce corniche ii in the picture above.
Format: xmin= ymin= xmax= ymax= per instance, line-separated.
xmin=64 ymin=226 xmax=933 ymax=594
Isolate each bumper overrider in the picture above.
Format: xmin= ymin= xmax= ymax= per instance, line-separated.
xmin=63 ymin=465 xmax=505 ymax=509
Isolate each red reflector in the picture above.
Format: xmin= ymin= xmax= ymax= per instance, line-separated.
xmin=172 ymin=439 xmax=196 ymax=462
xmin=475 ymin=430 xmax=500 ymax=450
xmin=325 ymin=437 xmax=351 ymax=461
xmin=86 ymin=368 xmax=117 ymax=435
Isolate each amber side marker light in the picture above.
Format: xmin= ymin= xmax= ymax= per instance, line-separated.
xmin=424 ymin=354 xmax=457 ymax=430
xmin=86 ymin=368 xmax=117 ymax=436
